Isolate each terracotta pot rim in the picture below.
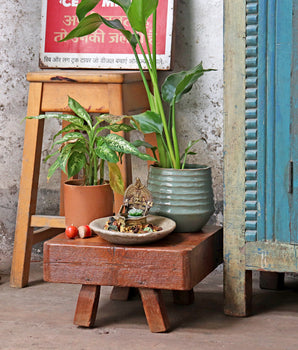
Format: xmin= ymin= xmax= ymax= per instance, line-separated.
xmin=64 ymin=179 xmax=110 ymax=187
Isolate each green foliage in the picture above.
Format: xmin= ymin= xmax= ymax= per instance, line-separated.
xmin=60 ymin=13 xmax=102 ymax=41
xmin=76 ymin=0 xmax=101 ymax=21
xmin=161 ymin=62 xmax=212 ymax=106
xmin=60 ymin=0 xmax=215 ymax=169
xmin=27 ymin=96 xmax=155 ymax=193
xmin=180 ymin=138 xmax=207 ymax=170
xmin=127 ymin=0 xmax=158 ymax=34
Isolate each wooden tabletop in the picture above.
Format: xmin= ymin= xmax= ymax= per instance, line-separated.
xmin=44 ymin=226 xmax=223 ymax=291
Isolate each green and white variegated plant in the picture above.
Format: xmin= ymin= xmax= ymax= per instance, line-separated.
xmin=61 ymin=0 xmax=215 ymax=169
xmin=26 ymin=96 xmax=155 ymax=194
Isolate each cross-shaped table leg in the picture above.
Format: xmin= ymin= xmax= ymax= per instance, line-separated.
xmin=74 ymin=285 xmax=101 ymax=327
xmin=73 ymin=285 xmax=170 ymax=332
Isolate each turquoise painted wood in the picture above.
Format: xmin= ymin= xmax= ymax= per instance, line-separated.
xmin=224 ymin=0 xmax=298 ymax=318
xmin=245 ymin=0 xmax=295 ymax=244
xmin=290 ymin=1 xmax=298 ymax=244
xmin=245 ymin=0 xmax=259 ymax=242
xmin=275 ymin=1 xmax=292 ymax=243
xmin=255 ymin=0 xmax=267 ymax=242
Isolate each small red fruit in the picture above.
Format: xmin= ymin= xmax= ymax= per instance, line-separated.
xmin=78 ymin=225 xmax=92 ymax=239
xmin=65 ymin=225 xmax=78 ymax=239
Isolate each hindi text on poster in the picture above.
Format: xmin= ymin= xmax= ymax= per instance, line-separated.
xmin=40 ymin=0 xmax=175 ymax=69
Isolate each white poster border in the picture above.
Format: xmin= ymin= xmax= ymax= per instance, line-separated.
xmin=40 ymin=0 xmax=175 ymax=70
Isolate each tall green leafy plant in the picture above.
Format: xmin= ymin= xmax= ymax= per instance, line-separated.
xmin=27 ymin=96 xmax=155 ymax=193
xmin=61 ymin=0 xmax=214 ymax=169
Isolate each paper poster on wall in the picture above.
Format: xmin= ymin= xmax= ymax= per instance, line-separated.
xmin=40 ymin=0 xmax=175 ymax=70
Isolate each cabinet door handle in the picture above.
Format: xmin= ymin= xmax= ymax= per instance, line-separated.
xmin=288 ymin=160 xmax=293 ymax=194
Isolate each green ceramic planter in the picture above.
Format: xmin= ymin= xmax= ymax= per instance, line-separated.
xmin=147 ymin=165 xmax=214 ymax=232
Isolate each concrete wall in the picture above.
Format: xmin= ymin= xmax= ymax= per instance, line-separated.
xmin=0 ymin=0 xmax=223 ymax=258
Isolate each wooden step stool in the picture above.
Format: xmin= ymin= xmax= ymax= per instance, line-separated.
xmin=44 ymin=226 xmax=223 ymax=332
xmin=10 ymin=70 xmax=150 ymax=288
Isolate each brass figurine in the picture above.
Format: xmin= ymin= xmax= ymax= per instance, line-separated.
xmin=117 ymin=178 xmax=153 ymax=226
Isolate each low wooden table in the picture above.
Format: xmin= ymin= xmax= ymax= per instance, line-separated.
xmin=44 ymin=226 xmax=223 ymax=332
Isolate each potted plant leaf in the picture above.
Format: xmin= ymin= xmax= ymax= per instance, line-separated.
xmin=60 ymin=0 xmax=215 ymax=232
xmin=27 ymin=96 xmax=155 ymax=227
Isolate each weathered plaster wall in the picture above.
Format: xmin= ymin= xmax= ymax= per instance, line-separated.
xmin=0 ymin=1 xmax=42 ymax=259
xmin=174 ymin=0 xmax=223 ymax=223
xmin=0 ymin=0 xmax=223 ymax=258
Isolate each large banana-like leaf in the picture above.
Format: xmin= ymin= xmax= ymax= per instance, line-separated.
xmin=60 ymin=13 xmax=103 ymax=43
xmin=99 ymin=16 xmax=138 ymax=49
xmin=132 ymin=111 xmax=163 ymax=135
xmin=132 ymin=139 xmax=158 ymax=160
xmin=110 ymin=0 xmax=131 ymax=12
xmin=162 ymin=62 xmax=208 ymax=105
xmin=132 ymin=139 xmax=155 ymax=149
xmin=127 ymin=0 xmax=158 ymax=34
xmin=108 ymin=162 xmax=124 ymax=195
xmin=76 ymin=0 xmax=101 ymax=21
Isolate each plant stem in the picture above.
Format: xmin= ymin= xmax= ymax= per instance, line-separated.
xmin=144 ymin=29 xmax=154 ymax=73
xmin=93 ymin=152 xmax=98 ymax=185
xmin=99 ymin=159 xmax=104 ymax=184
xmin=132 ymin=46 xmax=168 ymax=167
xmin=171 ymin=102 xmax=181 ymax=168
xmin=132 ymin=29 xmax=152 ymax=71
xmin=88 ymin=128 xmax=97 ymax=185
xmin=152 ymin=77 xmax=176 ymax=167
xmin=168 ymin=106 xmax=172 ymax=131
xmin=181 ymin=154 xmax=187 ymax=170
xmin=152 ymin=10 xmax=157 ymax=71
xmin=131 ymin=17 xmax=176 ymax=168
xmin=132 ymin=46 xmax=153 ymax=106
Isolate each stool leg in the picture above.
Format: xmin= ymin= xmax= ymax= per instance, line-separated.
xmin=110 ymin=287 xmax=139 ymax=301
xmin=173 ymin=289 xmax=195 ymax=305
xmin=110 ymin=287 xmax=131 ymax=301
xmin=139 ymin=288 xmax=170 ymax=333
xmin=74 ymin=285 xmax=101 ymax=327
xmin=10 ymin=82 xmax=45 ymax=288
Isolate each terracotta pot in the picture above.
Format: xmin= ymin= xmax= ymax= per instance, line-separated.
xmin=147 ymin=164 xmax=214 ymax=232
xmin=64 ymin=179 xmax=114 ymax=227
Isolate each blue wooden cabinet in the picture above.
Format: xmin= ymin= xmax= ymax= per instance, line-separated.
xmin=224 ymin=0 xmax=298 ymax=316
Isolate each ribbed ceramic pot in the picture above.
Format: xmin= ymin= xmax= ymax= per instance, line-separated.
xmin=147 ymin=165 xmax=214 ymax=232
xmin=64 ymin=179 xmax=114 ymax=227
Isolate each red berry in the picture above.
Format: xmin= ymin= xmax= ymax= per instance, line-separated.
xmin=65 ymin=225 xmax=78 ymax=239
xmin=78 ymin=225 xmax=92 ymax=239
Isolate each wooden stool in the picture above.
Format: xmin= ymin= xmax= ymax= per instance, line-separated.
xmin=44 ymin=226 xmax=223 ymax=332
xmin=10 ymin=70 xmax=150 ymax=288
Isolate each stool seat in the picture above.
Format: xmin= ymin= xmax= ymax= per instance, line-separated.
xmin=44 ymin=225 xmax=223 ymax=332
xmin=10 ymin=70 xmax=151 ymax=288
